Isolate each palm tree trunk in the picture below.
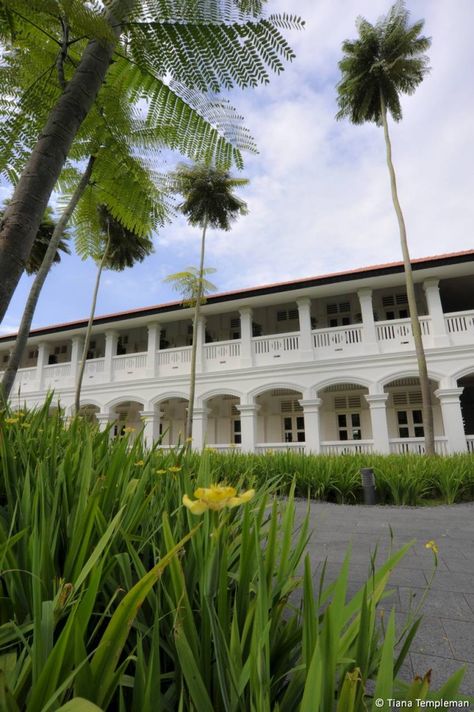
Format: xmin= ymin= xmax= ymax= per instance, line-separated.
xmin=185 ymin=216 xmax=209 ymax=442
xmin=380 ymin=93 xmax=435 ymax=455
xmin=74 ymin=230 xmax=111 ymax=414
xmin=0 ymin=3 xmax=128 ymax=324
xmin=1 ymin=157 xmax=95 ymax=404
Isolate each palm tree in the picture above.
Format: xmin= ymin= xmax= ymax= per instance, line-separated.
xmin=170 ymin=163 xmax=248 ymax=440
xmin=0 ymin=2 xmax=302 ymax=323
xmin=74 ymin=206 xmax=154 ymax=413
xmin=336 ymin=2 xmax=434 ymax=454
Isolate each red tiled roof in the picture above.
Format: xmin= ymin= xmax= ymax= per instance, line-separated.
xmin=1 ymin=249 xmax=473 ymax=340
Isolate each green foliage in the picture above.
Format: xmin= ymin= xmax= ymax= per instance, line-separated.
xmin=0 ymin=204 xmax=69 ymax=275
xmin=173 ymin=162 xmax=248 ymax=229
xmin=336 ymin=1 xmax=431 ymax=125
xmin=164 ymin=267 xmax=218 ymax=307
xmin=0 ymin=406 xmax=470 ymax=709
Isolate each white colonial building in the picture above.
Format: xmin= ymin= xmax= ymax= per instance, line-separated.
xmin=2 ymin=250 xmax=474 ymax=455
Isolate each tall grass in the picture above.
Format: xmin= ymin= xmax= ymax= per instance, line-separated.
xmin=203 ymin=450 xmax=474 ymax=505
xmin=0 ymin=403 xmax=469 ymax=709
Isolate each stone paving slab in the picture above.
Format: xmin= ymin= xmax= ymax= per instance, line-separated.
xmin=294 ymin=501 xmax=474 ymax=696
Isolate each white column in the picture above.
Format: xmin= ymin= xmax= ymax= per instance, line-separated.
xmin=434 ymin=387 xmax=467 ymax=453
xmin=365 ymin=393 xmax=390 ymax=454
xmin=70 ymin=335 xmax=84 ymax=384
xmin=195 ymin=317 xmax=206 ymax=373
xmin=357 ymin=288 xmax=378 ymax=353
xmin=97 ymin=411 xmax=113 ymax=436
xmin=239 ymin=307 xmax=253 ymax=368
xmin=191 ymin=407 xmax=210 ymax=451
xmin=299 ymin=398 xmax=322 ymax=453
xmin=146 ymin=322 xmax=160 ymax=379
xmin=236 ymin=404 xmax=259 ymax=453
xmin=423 ymin=279 xmax=449 ymax=346
xmin=297 ymin=298 xmax=314 ymax=361
xmin=104 ymin=330 xmax=119 ymax=383
xmin=141 ymin=408 xmax=160 ymax=448
xmin=36 ymin=342 xmax=49 ymax=390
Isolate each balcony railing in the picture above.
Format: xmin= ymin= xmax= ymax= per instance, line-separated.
xmin=376 ymin=316 xmax=431 ymax=350
xmin=252 ymin=333 xmax=300 ymax=364
xmin=389 ymin=437 xmax=448 ymax=455
xmin=445 ymin=310 xmax=474 ymax=342
xmin=43 ymin=362 xmax=71 ymax=388
xmin=112 ymin=353 xmax=147 ymax=380
xmin=466 ymin=435 xmax=474 ymax=453
xmin=312 ymin=324 xmax=363 ymax=354
xmin=321 ymin=440 xmax=374 ymax=454
xmin=255 ymin=442 xmax=306 ymax=454
xmin=204 ymin=340 xmax=241 ymax=364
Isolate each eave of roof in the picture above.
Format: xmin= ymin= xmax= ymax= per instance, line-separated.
xmin=1 ymin=249 xmax=473 ymax=342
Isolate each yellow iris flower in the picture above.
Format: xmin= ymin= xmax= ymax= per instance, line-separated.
xmin=168 ymin=466 xmax=182 ymax=473
xmin=5 ymin=417 xmax=19 ymax=425
xmin=183 ymin=484 xmax=255 ymax=515
xmin=425 ymin=540 xmax=439 ymax=555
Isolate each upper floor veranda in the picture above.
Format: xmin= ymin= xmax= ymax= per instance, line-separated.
xmin=2 ymin=250 xmax=474 ymax=394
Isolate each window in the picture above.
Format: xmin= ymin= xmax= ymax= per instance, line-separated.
xmin=337 ymin=413 xmax=362 ymax=441
xmin=283 ymin=415 xmax=305 ymax=443
xmin=397 ymin=409 xmax=424 ymax=438
xmin=280 ymin=399 xmax=305 ymax=442
xmin=233 ymin=419 xmax=241 ymax=445
xmin=277 ymin=309 xmax=298 ymax=321
xmin=327 ymin=301 xmax=352 ymax=327
xmin=382 ymin=294 xmax=409 ymax=320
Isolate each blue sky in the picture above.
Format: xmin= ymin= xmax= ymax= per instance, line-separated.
xmin=2 ymin=0 xmax=473 ymax=335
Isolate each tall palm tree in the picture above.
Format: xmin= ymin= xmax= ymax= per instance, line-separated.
xmin=171 ymin=163 xmax=248 ymax=440
xmin=74 ymin=206 xmax=154 ymax=413
xmin=336 ymin=2 xmax=434 ymax=454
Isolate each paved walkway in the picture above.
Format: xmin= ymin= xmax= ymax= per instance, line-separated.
xmin=294 ymin=501 xmax=474 ymax=696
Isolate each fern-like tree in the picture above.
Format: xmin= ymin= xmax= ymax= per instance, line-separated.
xmin=336 ymin=2 xmax=434 ymax=454
xmin=74 ymin=206 xmax=154 ymax=413
xmin=168 ymin=163 xmax=248 ymax=440
xmin=0 ymin=0 xmax=303 ymax=323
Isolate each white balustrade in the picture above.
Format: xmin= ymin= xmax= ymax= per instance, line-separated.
xmin=389 ymin=437 xmax=448 ymax=455
xmin=205 ymin=444 xmax=242 ymax=453
xmin=204 ymin=340 xmax=241 ymax=366
xmin=321 ymin=440 xmax=374 ymax=454
xmin=13 ymin=367 xmax=37 ymax=391
xmin=43 ymin=362 xmax=71 ymax=386
xmin=252 ymin=333 xmax=300 ymax=363
xmin=255 ymin=442 xmax=306 ymax=454
xmin=466 ymin=435 xmax=474 ymax=453
xmin=156 ymin=346 xmax=192 ymax=374
xmin=312 ymin=324 xmax=363 ymax=353
xmin=112 ymin=353 xmax=147 ymax=380
xmin=444 ymin=310 xmax=474 ymax=342
xmin=84 ymin=358 xmax=105 ymax=375
xmin=376 ymin=316 xmax=431 ymax=350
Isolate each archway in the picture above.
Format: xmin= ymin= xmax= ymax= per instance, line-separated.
xmin=317 ymin=382 xmax=371 ymax=453
xmin=254 ymin=387 xmax=305 ymax=451
xmin=203 ymin=394 xmax=242 ymax=450
xmin=383 ymin=377 xmax=442 ymax=453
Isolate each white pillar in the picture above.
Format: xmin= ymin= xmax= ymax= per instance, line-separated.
xmin=191 ymin=407 xmax=210 ymax=451
xmin=423 ymin=279 xmax=449 ymax=346
xmin=236 ymin=404 xmax=259 ymax=453
xmin=239 ymin=307 xmax=253 ymax=368
xmin=141 ymin=408 xmax=160 ymax=448
xmin=297 ymin=298 xmax=314 ymax=361
xmin=36 ymin=342 xmax=49 ymax=390
xmin=299 ymin=398 xmax=322 ymax=453
xmin=195 ymin=317 xmax=206 ymax=373
xmin=97 ymin=411 xmax=113 ymax=435
xmin=70 ymin=335 xmax=84 ymax=384
xmin=365 ymin=393 xmax=390 ymax=454
xmin=146 ymin=323 xmax=160 ymax=379
xmin=434 ymin=388 xmax=467 ymax=453
xmin=104 ymin=330 xmax=119 ymax=383
xmin=357 ymin=288 xmax=378 ymax=354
